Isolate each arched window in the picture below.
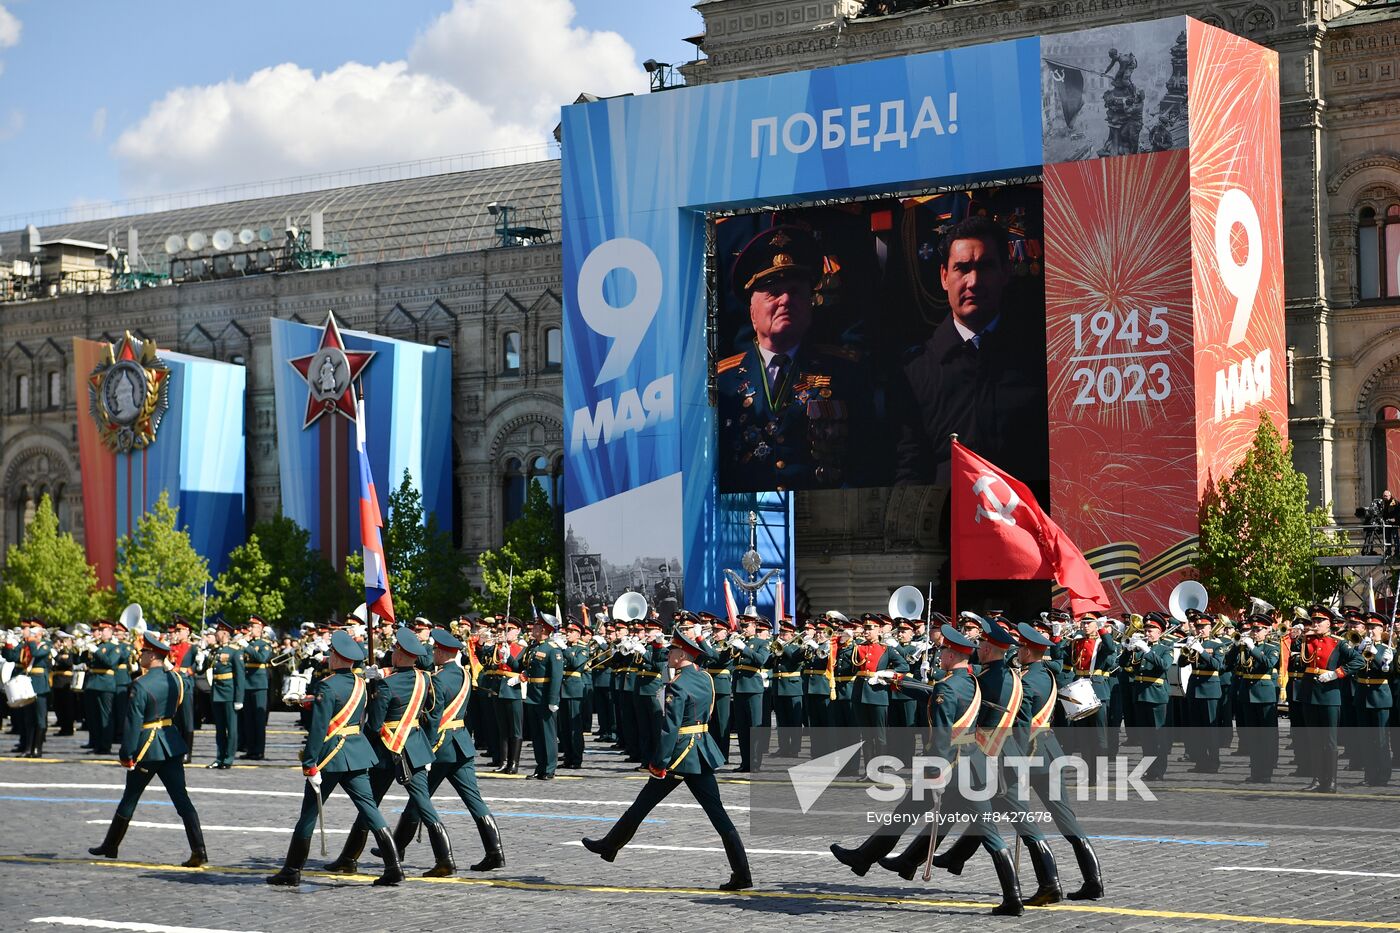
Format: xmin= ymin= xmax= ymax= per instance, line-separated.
xmin=1373 ymin=406 xmax=1400 ymax=496
xmin=544 ymin=326 xmax=562 ymax=370
xmin=529 ymin=455 xmax=551 ymax=504
xmin=14 ymin=374 xmax=29 ymax=411
xmin=47 ymin=371 xmax=62 ymax=409
xmin=502 ymin=457 xmax=526 ymax=526
xmin=1358 ymin=204 xmax=1400 ymax=300
xmin=503 ymin=331 xmax=521 ymax=373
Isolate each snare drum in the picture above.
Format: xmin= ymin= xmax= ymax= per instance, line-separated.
xmin=72 ymin=669 xmax=87 ymax=692
xmin=1059 ymin=677 xmax=1102 ymax=722
xmin=281 ymin=671 xmax=311 ymax=705
xmin=4 ymin=672 xmax=36 ymax=708
xmin=0 ymin=660 xmax=13 ymax=684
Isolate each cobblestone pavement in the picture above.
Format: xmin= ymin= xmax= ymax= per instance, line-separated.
xmin=2 ymin=714 xmax=1399 ymax=933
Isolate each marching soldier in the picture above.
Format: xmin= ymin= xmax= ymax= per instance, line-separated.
xmin=239 ymin=615 xmax=273 ymax=760
xmin=490 ymin=618 xmax=526 ymax=774
xmin=88 ymin=628 xmax=207 ymax=868
xmin=4 ymin=619 xmax=51 ymax=757
xmin=1224 ymin=614 xmax=1282 ymax=783
xmin=324 ymin=628 xmax=453 ymax=882
xmin=559 ymin=619 xmax=590 ymax=769
xmin=730 ymin=612 xmax=772 ymax=772
xmin=84 ymin=620 xmax=119 ymax=754
xmin=1182 ymin=612 xmax=1225 ymax=773
xmin=387 ymin=628 xmax=506 ymax=872
xmin=1355 ymin=612 xmax=1393 ymax=786
xmin=832 ymin=624 xmax=1025 ymax=916
xmin=206 ymin=618 xmax=245 ymax=770
xmin=1296 ymin=606 xmax=1364 ymax=792
xmin=524 ymin=615 xmax=564 ymax=780
xmin=702 ymin=616 xmax=735 ymax=764
xmin=582 ymin=628 xmax=752 ymax=892
xmin=267 ymin=630 xmax=401 ymax=887
xmin=772 ymin=617 xmax=805 ymax=756
xmin=1121 ymin=613 xmax=1172 ymax=781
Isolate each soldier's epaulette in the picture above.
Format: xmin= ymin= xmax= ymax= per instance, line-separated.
xmin=717 ymin=352 xmax=746 ymax=373
xmin=812 ymin=343 xmax=860 ymax=362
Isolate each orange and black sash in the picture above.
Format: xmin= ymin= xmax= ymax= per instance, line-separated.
xmin=380 ymin=670 xmax=427 ymax=754
xmin=432 ymin=669 xmax=471 ymax=753
xmin=950 ymin=679 xmax=982 ymax=747
xmin=977 ymin=671 xmax=1024 ymax=756
xmin=316 ymin=675 xmax=366 ymax=771
xmin=1029 ymin=677 xmax=1057 ymax=740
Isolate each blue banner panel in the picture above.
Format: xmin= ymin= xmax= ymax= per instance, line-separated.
xmin=270 ymin=318 xmax=452 ymax=561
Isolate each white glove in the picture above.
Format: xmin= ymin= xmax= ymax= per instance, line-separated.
xmin=729 ymin=637 xmax=747 ymax=652
xmin=364 ymin=665 xmax=382 ymax=681
xmin=1240 ymin=636 xmax=1255 ymax=650
xmin=1290 ymin=624 xmax=1304 ymax=638
xmin=592 ymin=634 xmax=607 ymax=646
xmin=1380 ymin=648 xmax=1395 ymax=669
xmin=506 ymin=675 xmax=521 ymax=688
xmin=869 ymin=669 xmax=892 ymax=684
xmin=884 ymin=637 xmax=898 ymax=647
xmin=307 ymin=771 xmax=322 ymax=788
xmin=1132 ymin=639 xmax=1148 ymax=655
xmin=234 ymin=702 xmax=244 ymax=711
xmin=548 ymin=704 xmax=558 ymax=713
xmin=802 ymin=636 xmax=818 ymax=651
xmin=1317 ymin=669 xmax=1338 ymax=683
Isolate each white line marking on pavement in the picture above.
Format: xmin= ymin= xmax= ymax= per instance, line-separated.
xmin=85 ymin=820 xmax=346 ymax=835
xmin=1083 ymin=816 xmax=1400 ymax=835
xmin=32 ymin=917 xmax=268 ymax=933
xmin=1 ymin=782 xmax=747 ymax=811
xmin=561 ymin=841 xmax=827 ymax=856
xmin=1213 ymin=866 xmax=1400 ymax=879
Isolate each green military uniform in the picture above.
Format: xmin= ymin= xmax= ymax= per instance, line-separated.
xmin=631 ymin=630 xmax=668 ymax=770
xmin=731 ymin=625 xmax=771 ymax=771
xmin=268 ymin=630 xmax=400 ymax=887
xmin=1224 ymin=622 xmax=1281 ymax=782
xmin=239 ymin=631 xmax=273 ymax=759
xmin=851 ymin=635 xmax=909 ymax=765
xmin=609 ymin=633 xmax=639 ymax=761
xmin=889 ymin=635 xmax=920 ymax=728
xmin=802 ymin=628 xmax=835 ymax=757
xmin=1068 ymin=623 xmax=1118 ymax=777
xmin=832 ymin=636 xmax=858 ymax=729
xmin=583 ymin=631 xmax=751 ymax=891
xmin=84 ymin=637 xmax=121 ymax=753
xmin=701 ymin=626 xmax=734 ymax=764
xmin=4 ymin=626 xmax=51 ymax=756
xmin=51 ymin=638 xmax=77 ymax=736
xmin=1183 ymin=630 xmax=1225 ymax=773
xmin=588 ymin=631 xmax=615 ymax=743
xmin=390 ymin=631 xmax=504 ymax=873
xmin=207 ymin=624 xmax=245 ymax=769
xmin=771 ymin=626 xmax=806 ymax=756
xmin=488 ymin=632 xmax=526 ymax=774
xmin=1121 ymin=624 xmax=1172 ymax=781
xmin=1354 ymin=618 xmax=1393 ymax=786
xmin=1295 ymin=618 xmax=1364 ymax=792
xmin=88 ymin=632 xmax=206 ymax=867
xmin=524 ymin=625 xmax=565 ymax=779
xmin=560 ymin=629 xmax=590 ymax=769
xmin=111 ymin=638 xmax=134 ymax=747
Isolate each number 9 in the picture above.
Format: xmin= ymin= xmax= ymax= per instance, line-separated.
xmin=577 ymin=238 xmax=663 ymax=387
xmin=1214 ymin=188 xmax=1262 ymax=348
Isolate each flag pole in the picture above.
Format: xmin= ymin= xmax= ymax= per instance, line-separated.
xmin=949 ymin=434 xmax=959 ymax=623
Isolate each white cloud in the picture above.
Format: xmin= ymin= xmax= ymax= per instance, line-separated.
xmin=91 ymin=106 xmax=107 ymax=140
xmin=0 ymin=4 xmax=20 ymax=49
xmin=110 ymin=0 xmax=646 ymax=196
xmin=0 ymin=108 xmax=24 ymax=142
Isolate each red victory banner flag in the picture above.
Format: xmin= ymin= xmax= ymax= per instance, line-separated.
xmin=950 ymin=438 xmax=1109 ymax=618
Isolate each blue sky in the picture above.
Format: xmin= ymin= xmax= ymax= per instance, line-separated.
xmin=0 ymin=0 xmax=702 ymax=223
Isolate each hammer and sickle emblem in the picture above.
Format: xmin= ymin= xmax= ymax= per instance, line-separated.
xmin=973 ymin=474 xmax=1020 ymax=525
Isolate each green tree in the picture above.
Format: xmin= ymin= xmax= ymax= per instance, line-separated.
xmin=212 ymin=534 xmax=287 ymax=625
xmin=0 ymin=495 xmax=103 ymax=627
xmin=249 ymin=514 xmax=350 ymax=627
xmin=474 ymin=483 xmax=562 ymax=617
xmin=113 ymin=490 xmax=211 ymax=624
xmin=342 ymin=471 xmax=465 ymax=624
xmin=1198 ymin=416 xmax=1340 ymax=610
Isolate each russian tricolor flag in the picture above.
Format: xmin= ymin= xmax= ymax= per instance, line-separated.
xmin=356 ymin=389 xmax=395 ymax=622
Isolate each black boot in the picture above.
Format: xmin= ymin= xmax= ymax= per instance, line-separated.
xmin=877 ymin=825 xmax=940 ymax=881
xmin=324 ymin=823 xmax=368 ymax=874
xmin=88 ymin=816 xmax=130 ymax=858
xmin=581 ymin=835 xmax=620 ymax=862
xmin=181 ymin=817 xmax=208 ymax=868
xmin=422 ymin=821 xmax=456 ymax=877
xmin=829 ymin=831 xmax=902 ymax=877
xmin=504 ymin=737 xmax=523 ymax=775
xmin=718 ymin=832 xmax=752 ymax=891
xmin=929 ymin=830 xmax=980 ymax=876
xmin=1065 ymin=835 xmax=1104 ymax=900
xmin=470 ymin=814 xmax=506 ymax=871
xmin=266 ymin=835 xmax=311 ymax=886
xmin=371 ymin=813 xmax=420 ymax=860
xmin=371 ymin=826 xmax=404 ymax=886
xmin=988 ymin=846 xmax=1025 ymax=917
xmin=1023 ymin=837 xmax=1062 ymax=906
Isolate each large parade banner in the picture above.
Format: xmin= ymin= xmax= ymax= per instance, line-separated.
xmin=269 ymin=314 xmax=453 ymax=570
xmin=74 ymin=334 xmax=246 ymax=585
xmin=561 ymin=16 xmax=1283 ymax=613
